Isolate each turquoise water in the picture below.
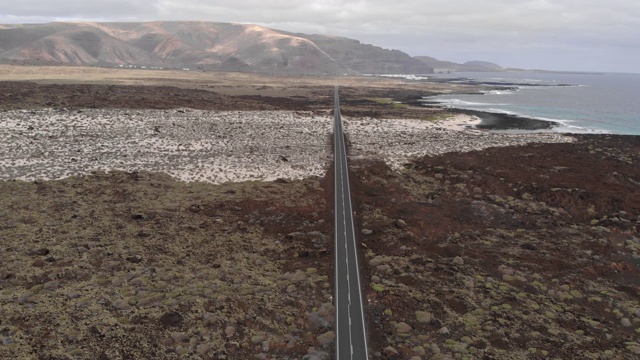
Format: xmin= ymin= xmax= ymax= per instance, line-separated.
xmin=429 ymin=72 xmax=640 ymax=135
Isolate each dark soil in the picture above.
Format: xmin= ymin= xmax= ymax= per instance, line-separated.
xmin=0 ymin=81 xmax=451 ymax=121
xmin=0 ymin=81 xmax=297 ymax=111
xmin=0 ymin=172 xmax=335 ymax=359
xmin=351 ymin=134 xmax=640 ymax=359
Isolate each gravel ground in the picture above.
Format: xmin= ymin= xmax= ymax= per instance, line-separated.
xmin=0 ymin=109 xmax=332 ymax=183
xmin=1 ymin=109 xmax=574 ymax=185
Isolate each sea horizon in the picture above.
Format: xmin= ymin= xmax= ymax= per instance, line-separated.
xmin=419 ymin=71 xmax=640 ymax=135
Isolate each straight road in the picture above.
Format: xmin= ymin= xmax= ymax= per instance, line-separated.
xmin=334 ymin=86 xmax=369 ymax=360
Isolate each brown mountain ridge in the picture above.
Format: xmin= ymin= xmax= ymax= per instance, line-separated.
xmin=0 ymin=21 xmax=434 ymax=75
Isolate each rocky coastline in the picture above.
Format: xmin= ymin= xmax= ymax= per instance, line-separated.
xmin=454 ymin=109 xmax=557 ymax=131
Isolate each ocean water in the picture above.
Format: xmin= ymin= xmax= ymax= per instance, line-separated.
xmin=427 ymin=72 xmax=640 ymax=135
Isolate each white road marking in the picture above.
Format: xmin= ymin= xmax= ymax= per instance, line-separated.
xmin=334 ymin=86 xmax=367 ymax=360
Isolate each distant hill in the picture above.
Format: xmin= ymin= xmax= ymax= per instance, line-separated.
xmin=414 ymin=56 xmax=504 ymax=73
xmin=0 ymin=21 xmax=434 ymax=75
xmin=297 ymin=34 xmax=433 ymax=75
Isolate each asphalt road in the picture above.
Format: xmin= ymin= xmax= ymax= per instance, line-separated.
xmin=334 ymin=86 xmax=369 ymax=360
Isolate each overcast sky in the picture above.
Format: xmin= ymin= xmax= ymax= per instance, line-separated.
xmin=2 ymin=0 xmax=639 ymax=72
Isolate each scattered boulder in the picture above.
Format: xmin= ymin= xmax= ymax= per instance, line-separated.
xmin=412 ymin=345 xmax=426 ymax=355
xmin=303 ymin=348 xmax=330 ymax=360
xmin=170 ymin=332 xmax=187 ymax=343
xmin=131 ymin=213 xmax=145 ymax=220
xmin=196 ymin=343 xmax=212 ymax=355
xmin=316 ymin=331 xmax=335 ymax=348
xmin=225 ymin=325 xmax=236 ymax=338
xmin=394 ymin=219 xmax=408 ymax=229
xmin=377 ymin=264 xmax=391 ymax=273
xmin=160 ymin=311 xmax=184 ymax=327
xmin=452 ymin=256 xmax=464 ymax=265
xmin=43 ymin=280 xmax=60 ymax=291
xmin=251 ymin=334 xmax=266 ymax=343
xmin=384 ymin=346 xmax=400 ymax=359
xmin=126 ymin=255 xmax=143 ymax=263
xmin=32 ymin=248 xmax=50 ymax=256
xmin=111 ymin=299 xmax=131 ymax=310
xmin=136 ymin=230 xmax=152 ymax=238
xmin=415 ymin=311 xmax=432 ymax=323
xmin=394 ymin=322 xmax=412 ymax=335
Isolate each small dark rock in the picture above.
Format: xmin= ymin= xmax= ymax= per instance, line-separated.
xmin=521 ymin=243 xmax=537 ymax=251
xmin=43 ymin=280 xmax=60 ymax=291
xmin=136 ymin=230 xmax=151 ymax=238
xmin=3 ymin=273 xmax=14 ymax=280
xmin=429 ymin=319 xmax=443 ymax=328
xmin=34 ymin=248 xmax=50 ymax=256
xmin=130 ymin=315 xmax=150 ymax=325
xmin=45 ymin=256 xmax=56 ymax=263
xmin=131 ymin=213 xmax=145 ymax=221
xmin=160 ymin=311 xmax=184 ymax=327
xmin=278 ymin=155 xmax=289 ymax=162
xmin=89 ymin=325 xmax=104 ymax=337
xmin=32 ymin=259 xmax=45 ymax=267
xmin=126 ymin=255 xmax=143 ymax=264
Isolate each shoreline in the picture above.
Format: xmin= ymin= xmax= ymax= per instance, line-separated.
xmin=415 ymin=98 xmax=559 ymax=132
xmin=452 ymin=108 xmax=557 ymax=131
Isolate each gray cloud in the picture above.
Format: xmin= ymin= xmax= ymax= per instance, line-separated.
xmin=1 ymin=0 xmax=639 ymax=72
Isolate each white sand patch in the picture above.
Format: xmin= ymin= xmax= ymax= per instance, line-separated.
xmin=344 ymin=116 xmax=574 ymax=171
xmin=0 ymin=109 xmax=575 ymax=183
xmin=431 ymin=114 xmax=483 ymax=132
xmin=0 ymin=109 xmax=332 ymax=183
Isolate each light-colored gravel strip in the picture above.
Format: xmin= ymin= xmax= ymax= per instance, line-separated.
xmin=0 ymin=109 xmax=575 ymax=183
xmin=345 ymin=116 xmax=575 ymax=170
xmin=0 ymin=109 xmax=332 ymax=183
